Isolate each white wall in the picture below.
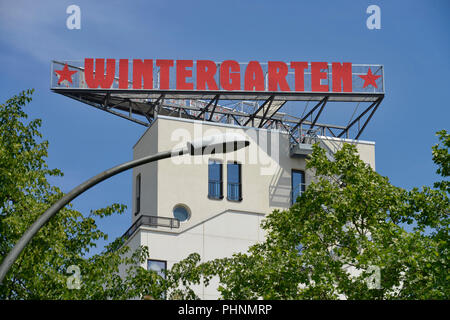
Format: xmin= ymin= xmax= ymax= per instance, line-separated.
xmin=126 ymin=116 xmax=376 ymax=299
xmin=139 ymin=210 xmax=265 ymax=299
xmin=132 ymin=121 xmax=159 ymax=223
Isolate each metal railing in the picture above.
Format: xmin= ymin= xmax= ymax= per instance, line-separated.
xmin=51 ymin=60 xmax=384 ymax=94
xmin=295 ymin=128 xmax=336 ymax=161
xmin=227 ymin=182 xmax=242 ymax=201
xmin=122 ymin=215 xmax=180 ymax=240
xmin=208 ymin=180 xmax=223 ymax=199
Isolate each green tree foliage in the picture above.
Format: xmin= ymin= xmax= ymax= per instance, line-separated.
xmin=1 ymin=90 xmax=448 ymax=300
xmin=194 ymin=137 xmax=449 ymax=299
xmin=0 ymin=90 xmax=200 ymax=299
xmin=432 ymin=130 xmax=449 ymax=193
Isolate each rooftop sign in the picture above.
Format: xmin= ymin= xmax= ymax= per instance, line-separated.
xmin=50 ymin=59 xmax=385 ymax=139
xmin=51 ymin=59 xmax=384 ymax=101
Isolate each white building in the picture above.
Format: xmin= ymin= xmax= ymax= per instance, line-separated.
xmin=49 ymin=59 xmax=384 ymax=299
xmin=122 ymin=115 xmax=376 ymax=299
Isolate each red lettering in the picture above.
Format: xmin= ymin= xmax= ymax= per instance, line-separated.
xmin=311 ymin=62 xmax=329 ymax=92
xmin=84 ymin=58 xmax=115 ymax=89
xmin=156 ymin=59 xmax=174 ymax=90
xmin=197 ymin=60 xmax=218 ymax=90
xmin=332 ymin=62 xmax=352 ymax=92
xmin=244 ymin=61 xmax=264 ymax=91
xmin=132 ymin=59 xmax=153 ymax=89
xmin=268 ymin=61 xmax=290 ymax=91
xmin=290 ymin=62 xmax=308 ymax=92
xmin=83 ymin=58 xmax=352 ymax=93
xmin=119 ymin=59 xmax=128 ymax=89
xmin=220 ymin=60 xmax=240 ymax=91
xmin=176 ymin=60 xmax=194 ymax=90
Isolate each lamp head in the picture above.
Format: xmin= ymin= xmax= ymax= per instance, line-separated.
xmin=186 ymin=132 xmax=250 ymax=156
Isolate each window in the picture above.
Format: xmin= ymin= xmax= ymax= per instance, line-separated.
xmin=208 ymin=160 xmax=223 ymax=199
xmin=173 ymin=204 xmax=190 ymax=222
xmin=227 ymin=162 xmax=242 ymax=201
xmin=147 ymin=259 xmax=167 ymax=279
xmin=135 ymin=174 xmax=141 ymax=215
xmin=291 ymin=170 xmax=305 ymax=205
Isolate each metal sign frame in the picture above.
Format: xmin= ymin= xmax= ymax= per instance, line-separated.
xmin=51 ymin=60 xmax=384 ymax=142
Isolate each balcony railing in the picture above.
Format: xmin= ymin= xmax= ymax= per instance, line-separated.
xmin=122 ymin=215 xmax=180 ymax=240
xmin=208 ymin=180 xmax=223 ymax=199
xmin=227 ymin=182 xmax=242 ymax=201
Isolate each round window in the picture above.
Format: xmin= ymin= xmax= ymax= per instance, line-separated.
xmin=173 ymin=204 xmax=190 ymax=222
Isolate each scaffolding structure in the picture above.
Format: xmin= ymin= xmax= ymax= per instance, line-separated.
xmin=51 ymin=60 xmax=384 ymax=144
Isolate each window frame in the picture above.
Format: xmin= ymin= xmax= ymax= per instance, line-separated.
xmin=227 ymin=161 xmax=242 ymax=202
xmin=135 ymin=173 xmax=141 ymax=216
xmin=291 ymin=169 xmax=305 ymax=205
xmin=147 ymin=259 xmax=167 ymax=279
xmin=172 ymin=204 xmax=191 ymax=222
xmin=208 ymin=159 xmax=223 ymax=200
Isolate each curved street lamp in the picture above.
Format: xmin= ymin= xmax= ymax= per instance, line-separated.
xmin=0 ymin=133 xmax=250 ymax=283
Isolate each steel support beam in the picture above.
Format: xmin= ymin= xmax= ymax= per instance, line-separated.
xmin=258 ymin=101 xmax=286 ymax=128
xmin=195 ymin=95 xmax=220 ymax=120
xmin=354 ymin=97 xmax=383 ymax=139
xmin=337 ymin=97 xmax=382 ymax=138
xmin=257 ymin=98 xmax=275 ymax=127
xmin=309 ymin=97 xmax=328 ymax=129
xmin=230 ymin=114 xmax=241 ymax=126
xmin=65 ymin=93 xmax=150 ymax=126
xmin=327 ymin=127 xmax=337 ymax=137
xmin=279 ymin=121 xmax=298 ymax=143
xmin=132 ymin=101 xmax=153 ymax=123
xmin=290 ymin=96 xmax=328 ymax=135
xmin=243 ymin=96 xmax=274 ymax=126
xmin=208 ymin=96 xmax=220 ymax=121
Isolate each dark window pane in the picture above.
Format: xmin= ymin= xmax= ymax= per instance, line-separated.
xmin=208 ymin=160 xmax=222 ymax=199
xmin=147 ymin=260 xmax=166 ymax=279
xmin=173 ymin=205 xmax=190 ymax=222
xmin=227 ymin=162 xmax=241 ymax=201
xmin=227 ymin=163 xmax=240 ymax=183
xmin=209 ymin=162 xmax=221 ymax=181
xmin=291 ymin=170 xmax=305 ymax=205
xmin=135 ymin=174 xmax=141 ymax=215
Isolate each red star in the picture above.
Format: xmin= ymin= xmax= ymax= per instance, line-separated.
xmin=359 ymin=68 xmax=382 ymax=88
xmin=55 ymin=64 xmax=77 ymax=85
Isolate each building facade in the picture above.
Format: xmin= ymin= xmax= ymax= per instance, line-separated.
xmin=48 ymin=58 xmax=384 ymax=299
xmin=122 ymin=115 xmax=375 ymax=299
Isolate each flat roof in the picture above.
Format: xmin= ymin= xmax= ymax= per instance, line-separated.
xmin=133 ymin=115 xmax=375 ymax=149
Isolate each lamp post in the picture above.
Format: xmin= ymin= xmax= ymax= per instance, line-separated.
xmin=0 ymin=133 xmax=250 ymax=284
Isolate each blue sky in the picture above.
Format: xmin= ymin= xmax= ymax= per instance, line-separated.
xmin=0 ymin=0 xmax=449 ymax=253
